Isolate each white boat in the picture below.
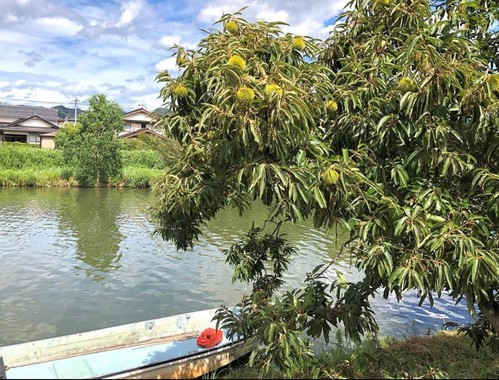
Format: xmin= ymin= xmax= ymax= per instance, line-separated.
xmin=0 ymin=308 xmax=250 ymax=379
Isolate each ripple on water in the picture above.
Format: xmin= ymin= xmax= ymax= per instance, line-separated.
xmin=0 ymin=189 xmax=473 ymax=347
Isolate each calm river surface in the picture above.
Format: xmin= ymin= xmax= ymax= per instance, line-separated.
xmin=0 ymin=187 xmax=470 ymax=348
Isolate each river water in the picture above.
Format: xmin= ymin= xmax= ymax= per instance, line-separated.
xmin=0 ymin=187 xmax=471 ymax=349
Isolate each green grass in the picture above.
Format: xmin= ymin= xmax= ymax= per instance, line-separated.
xmin=0 ymin=143 xmax=64 ymax=169
xmin=121 ymin=149 xmax=166 ymax=169
xmin=369 ymin=332 xmax=498 ymax=379
xmin=218 ymin=331 xmax=499 ymax=379
xmin=111 ymin=167 xmax=164 ymax=188
xmin=0 ymin=143 xmax=168 ymax=188
xmin=0 ymin=167 xmax=77 ymax=187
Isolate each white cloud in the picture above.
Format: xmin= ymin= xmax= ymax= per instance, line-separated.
xmin=127 ymin=82 xmax=147 ymax=92
xmin=0 ymin=30 xmax=44 ymax=46
xmin=116 ymin=0 xmax=144 ymax=28
xmin=129 ymin=92 xmax=165 ymax=111
xmin=36 ymin=17 xmax=83 ymax=37
xmin=158 ymin=35 xmax=182 ymax=50
xmin=154 ymin=57 xmax=177 ymax=73
xmin=62 ymin=80 xmax=100 ymax=94
xmin=0 ymin=0 xmax=83 ymax=25
xmin=256 ymin=9 xmax=289 ymax=23
xmin=0 ymin=0 xmax=349 ymax=110
xmin=3 ymin=87 xmax=75 ymax=105
xmin=197 ymin=6 xmax=227 ymax=24
xmin=5 ymin=14 xmax=19 ymax=23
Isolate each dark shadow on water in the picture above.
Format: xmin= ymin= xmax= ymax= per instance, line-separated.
xmin=57 ymin=188 xmax=124 ymax=281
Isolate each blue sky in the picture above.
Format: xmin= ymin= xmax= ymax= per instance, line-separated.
xmin=0 ymin=0 xmax=347 ymax=112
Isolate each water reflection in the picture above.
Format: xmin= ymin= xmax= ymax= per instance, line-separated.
xmin=0 ymin=188 xmax=471 ymax=347
xmin=57 ymin=188 xmax=124 ymax=281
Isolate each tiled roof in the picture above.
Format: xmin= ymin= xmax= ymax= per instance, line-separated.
xmin=119 ymin=128 xmax=165 ymax=139
xmin=0 ymin=125 xmax=58 ymax=133
xmin=123 ymin=107 xmax=153 ymax=117
xmin=0 ymin=104 xmax=60 ymax=121
xmin=40 ymin=131 xmax=58 ymax=137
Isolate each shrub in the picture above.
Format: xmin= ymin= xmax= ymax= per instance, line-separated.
xmin=121 ymin=150 xmax=165 ymax=169
xmin=120 ymin=167 xmax=163 ymax=188
xmin=120 ymin=138 xmax=149 ymax=151
xmin=0 ymin=143 xmax=64 ymax=169
xmin=0 ymin=167 xmax=76 ymax=187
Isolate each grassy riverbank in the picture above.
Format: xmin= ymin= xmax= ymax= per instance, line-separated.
xmin=0 ymin=142 xmax=172 ymax=188
xmin=219 ymin=331 xmax=498 ymax=379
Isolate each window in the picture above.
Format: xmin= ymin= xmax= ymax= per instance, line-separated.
xmin=5 ymin=134 xmax=27 ymax=143
xmin=141 ymin=123 xmax=147 ymax=129
xmin=28 ymin=133 xmax=40 ymax=143
xmin=124 ymin=123 xmax=132 ymax=132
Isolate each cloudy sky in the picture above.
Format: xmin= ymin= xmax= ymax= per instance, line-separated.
xmin=0 ymin=0 xmax=348 ymax=111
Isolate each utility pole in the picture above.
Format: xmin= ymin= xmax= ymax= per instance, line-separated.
xmin=74 ymin=98 xmax=79 ymax=123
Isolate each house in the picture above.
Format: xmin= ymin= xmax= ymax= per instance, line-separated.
xmin=121 ymin=107 xmax=160 ymax=136
xmin=0 ymin=104 xmax=62 ymax=148
xmin=0 ymin=104 xmax=164 ymax=149
xmin=40 ymin=130 xmax=58 ymax=149
xmin=119 ymin=128 xmax=165 ymax=140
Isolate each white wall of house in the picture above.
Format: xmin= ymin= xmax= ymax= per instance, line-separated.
xmin=41 ymin=137 xmax=55 ymax=149
xmin=122 ymin=110 xmax=155 ymax=134
xmin=18 ymin=118 xmax=54 ymax=128
xmin=0 ymin=117 xmax=60 ymax=126
xmin=125 ymin=113 xmax=152 ymax=122
xmin=123 ymin=122 xmax=150 ymax=133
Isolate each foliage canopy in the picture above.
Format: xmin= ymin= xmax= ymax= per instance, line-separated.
xmin=57 ymin=94 xmax=124 ymax=186
xmin=153 ymin=0 xmax=499 ymax=374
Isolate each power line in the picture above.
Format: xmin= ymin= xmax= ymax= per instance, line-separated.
xmin=0 ymin=97 xmax=155 ymax=108
xmin=0 ymin=97 xmax=81 ymax=106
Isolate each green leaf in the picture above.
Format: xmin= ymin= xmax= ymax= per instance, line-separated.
xmin=313 ymin=186 xmax=327 ymax=209
xmin=336 ymin=271 xmax=348 ymax=285
xmin=471 ymin=257 xmax=479 ymax=283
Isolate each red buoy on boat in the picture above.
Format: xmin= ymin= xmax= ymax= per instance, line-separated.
xmin=196 ymin=328 xmax=223 ymax=348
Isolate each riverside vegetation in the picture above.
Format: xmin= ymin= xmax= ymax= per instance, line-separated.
xmin=0 ymin=135 xmax=179 ymax=188
xmin=0 ymin=94 xmax=180 ymax=188
xmin=152 ymin=0 xmax=498 ymax=378
xmin=220 ymin=331 xmax=498 ymax=379
xmin=1 ymin=0 xmax=497 ymax=377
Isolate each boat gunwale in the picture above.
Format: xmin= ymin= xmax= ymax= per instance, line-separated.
xmin=0 ymin=308 xmax=233 ymax=369
xmin=2 ymin=332 xmax=200 ymax=371
xmin=103 ymin=338 xmax=249 ymax=379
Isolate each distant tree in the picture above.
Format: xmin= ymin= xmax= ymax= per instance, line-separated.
xmin=152 ymin=107 xmax=172 ymax=116
xmin=52 ymin=105 xmax=84 ymax=120
xmin=153 ymin=0 xmax=498 ymax=375
xmin=58 ymin=94 xmax=123 ymax=186
xmin=55 ymin=122 xmax=81 ymax=163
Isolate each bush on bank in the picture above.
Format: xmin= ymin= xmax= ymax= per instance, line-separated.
xmin=0 ymin=142 xmax=65 ymax=169
xmin=111 ymin=167 xmax=164 ymax=188
xmin=0 ymin=142 xmax=166 ymax=188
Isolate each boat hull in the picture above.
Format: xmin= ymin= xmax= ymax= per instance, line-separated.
xmin=107 ymin=340 xmax=249 ymax=379
xmin=0 ymin=308 xmax=249 ymax=379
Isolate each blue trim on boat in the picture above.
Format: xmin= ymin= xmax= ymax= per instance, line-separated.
xmin=6 ymin=334 xmax=235 ymax=379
